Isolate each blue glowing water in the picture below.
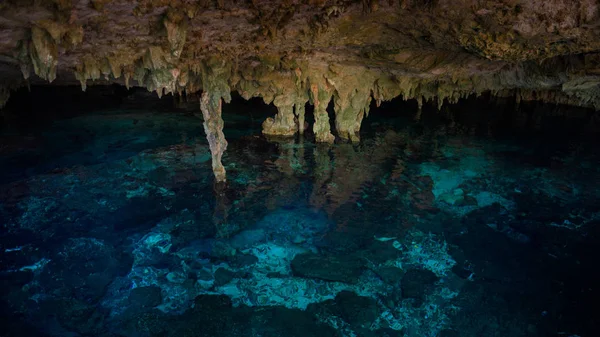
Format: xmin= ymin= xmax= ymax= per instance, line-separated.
xmin=1 ymin=98 xmax=599 ymax=337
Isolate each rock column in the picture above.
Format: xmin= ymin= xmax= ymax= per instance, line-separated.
xmin=334 ymin=96 xmax=371 ymax=144
xmin=200 ymin=91 xmax=227 ymax=182
xmin=262 ymin=103 xmax=297 ymax=136
xmin=295 ymin=101 xmax=306 ymax=134
xmin=310 ymin=84 xmax=335 ymax=143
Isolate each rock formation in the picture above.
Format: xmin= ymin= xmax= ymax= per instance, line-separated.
xmin=200 ymin=90 xmax=228 ymax=183
xmin=1 ymin=0 xmax=600 ymax=180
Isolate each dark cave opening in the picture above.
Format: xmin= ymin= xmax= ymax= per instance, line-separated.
xmin=3 ymin=85 xmax=598 ymax=144
xmin=363 ymin=92 xmax=599 ymax=141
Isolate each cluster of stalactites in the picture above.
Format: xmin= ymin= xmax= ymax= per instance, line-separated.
xmin=14 ymin=19 xmax=84 ymax=84
xmin=256 ymin=64 xmax=375 ymax=144
xmin=257 ymin=64 xmax=600 ymax=144
xmin=72 ymin=10 xmax=189 ymax=96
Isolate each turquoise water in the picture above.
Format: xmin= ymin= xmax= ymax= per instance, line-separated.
xmin=1 ymin=88 xmax=599 ymax=337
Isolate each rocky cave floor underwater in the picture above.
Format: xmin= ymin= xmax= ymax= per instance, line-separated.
xmin=1 ymin=87 xmax=600 ymax=337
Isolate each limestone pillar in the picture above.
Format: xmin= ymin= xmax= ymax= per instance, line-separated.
xmin=334 ymin=96 xmax=370 ymax=144
xmin=310 ymin=84 xmax=335 ymax=143
xmin=295 ymin=102 xmax=306 ymax=134
xmin=200 ymin=91 xmax=227 ymax=182
xmin=262 ymin=104 xmax=297 ymax=136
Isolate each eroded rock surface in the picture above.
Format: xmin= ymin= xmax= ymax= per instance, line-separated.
xmin=291 ymin=252 xmax=366 ymax=283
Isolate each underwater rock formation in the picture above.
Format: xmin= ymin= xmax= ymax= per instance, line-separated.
xmin=1 ymin=0 xmax=600 ymax=178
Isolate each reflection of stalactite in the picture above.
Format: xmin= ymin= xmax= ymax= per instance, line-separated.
xmin=296 ymin=135 xmax=306 ymax=170
xmin=309 ymin=131 xmax=406 ymax=215
xmin=273 ymin=139 xmax=295 ymax=176
xmin=310 ymin=144 xmax=334 ymax=209
xmin=323 ymin=144 xmax=372 ymax=214
xmin=213 ymin=181 xmax=231 ymax=235
xmin=390 ymin=158 xmax=406 ymax=181
xmin=266 ymin=136 xmax=308 ymax=176
xmin=230 ymin=136 xmax=306 ymax=212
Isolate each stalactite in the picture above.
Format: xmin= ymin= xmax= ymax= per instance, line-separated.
xmin=200 ymin=91 xmax=228 ymax=182
xmin=414 ymin=96 xmax=423 ymax=121
xmin=107 ymin=56 xmax=122 ymax=79
xmin=163 ymin=11 xmax=188 ymax=58
xmin=29 ymin=27 xmax=58 ymax=82
xmin=1 ymin=0 xmax=599 ymax=117
xmin=0 ymin=87 xmax=10 ymax=109
xmin=15 ymin=40 xmax=31 ymax=80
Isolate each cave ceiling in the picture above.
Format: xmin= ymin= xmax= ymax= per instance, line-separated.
xmin=0 ymin=0 xmax=599 ymax=107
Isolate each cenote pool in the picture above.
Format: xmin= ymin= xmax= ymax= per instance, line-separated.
xmin=1 ymin=86 xmax=599 ymax=337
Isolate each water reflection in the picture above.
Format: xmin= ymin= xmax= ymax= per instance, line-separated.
xmin=1 ymin=105 xmax=599 ymax=337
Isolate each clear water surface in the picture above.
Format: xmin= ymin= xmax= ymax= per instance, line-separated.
xmin=1 ymin=89 xmax=599 ymax=337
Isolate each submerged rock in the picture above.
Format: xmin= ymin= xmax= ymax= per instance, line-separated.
xmin=254 ymin=207 xmax=331 ymax=245
xmin=53 ymin=298 xmax=106 ymax=335
xmin=128 ymin=286 xmax=163 ymax=309
xmin=375 ymin=266 xmax=404 ymax=285
xmin=291 ymin=252 xmax=365 ymax=284
xmin=168 ymin=294 xmax=339 ymax=337
xmin=39 ymin=237 xmax=122 ymax=302
xmin=210 ymin=240 xmax=237 ymax=259
xmin=128 ymin=311 xmax=169 ymax=336
xmin=166 ymin=271 xmax=188 ymax=284
xmin=228 ymin=253 xmax=259 ymax=268
xmin=213 ymin=267 xmax=237 ymax=286
xmin=309 ymin=290 xmax=381 ymax=328
xmin=401 ymin=268 xmax=439 ymax=302
xmin=229 ymin=229 xmax=266 ymax=249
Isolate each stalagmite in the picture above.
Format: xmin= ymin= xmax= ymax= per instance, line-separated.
xmin=200 ymin=91 xmax=228 ymax=182
xmin=295 ymin=101 xmax=306 ymax=134
xmin=333 ymin=94 xmax=372 ymax=143
xmin=322 ymin=64 xmax=375 ymax=143
xmin=334 ymin=108 xmax=364 ymax=143
xmin=262 ymin=103 xmax=297 ymax=136
xmin=309 ymin=84 xmax=335 ymax=143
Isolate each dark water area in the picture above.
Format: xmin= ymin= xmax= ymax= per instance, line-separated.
xmin=1 ymin=86 xmax=599 ymax=337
